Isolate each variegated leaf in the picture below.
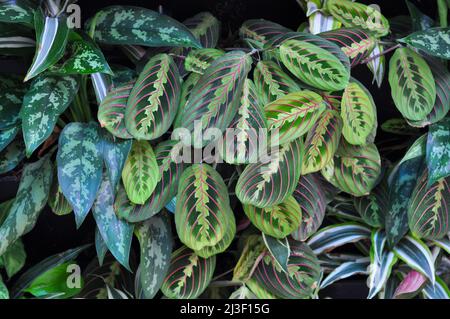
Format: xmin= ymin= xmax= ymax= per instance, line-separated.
xmin=423 ymin=277 xmax=450 ymax=299
xmin=48 ymin=175 xmax=72 ymax=216
xmin=175 ymin=164 xmax=233 ymax=251
xmin=135 ymin=213 xmax=172 ymax=299
xmin=236 ymin=138 xmax=304 ymax=208
xmin=57 ymin=122 xmax=103 ymax=227
xmin=320 ymin=258 xmax=370 ymax=289
xmin=326 ymin=0 xmax=390 ymax=37
xmin=279 ymin=39 xmax=350 ymax=91
xmin=388 ymin=47 xmax=436 ymax=121
xmin=25 ymin=9 xmax=69 ymax=81
xmin=21 ymin=75 xmax=79 ymax=156
xmin=253 ymin=60 xmax=302 ymax=107
xmin=0 ymin=138 xmax=25 ymax=174
xmin=381 ymin=118 xmax=421 ymax=135
xmin=175 ymin=51 xmax=252 ymax=147
xmin=262 ymin=234 xmax=290 ymax=274
xmin=184 ymin=48 xmax=225 ymax=74
xmin=220 ymin=79 xmax=268 ymax=165
xmin=252 ymin=241 xmax=321 ymax=299
xmin=97 ymin=82 xmax=134 ymax=139
xmin=0 ymin=0 xmax=35 ymax=26
xmin=0 ymin=126 xmax=19 ymax=153
xmin=246 ymin=278 xmax=278 ymax=299
xmin=302 ymin=109 xmax=343 ymax=174
xmin=126 ymin=54 xmax=181 ymax=140
xmin=239 ymin=19 xmax=291 ymax=49
xmin=426 ymin=117 xmax=450 ymax=186
xmin=265 ymin=91 xmax=326 ymax=146
xmin=243 ymin=196 xmax=301 ymax=239
xmin=354 ymin=179 xmax=389 ymax=228
xmin=121 ymin=140 xmax=160 ymax=205
xmin=92 ymin=174 xmax=134 ymax=270
xmin=183 ymin=12 xmax=220 ymax=48
xmin=173 ymin=72 xmax=200 ymax=128
xmin=90 ymin=6 xmax=201 ymax=48
xmin=0 ymin=154 xmax=52 ymax=256
xmin=291 ymin=173 xmax=327 ymax=241
xmin=233 ymin=235 xmax=266 ymax=283
xmin=367 ymin=43 xmax=386 ymax=87
xmin=401 ymin=27 xmax=450 ymax=60
xmin=393 ymin=270 xmax=427 ymax=299
xmin=0 ymin=89 xmax=23 ymax=130
xmin=116 ymin=140 xmax=184 ymax=223
xmin=161 ymin=246 xmax=216 ymax=299
xmin=341 ymin=80 xmax=377 ymax=146
xmin=367 ymin=250 xmax=397 ymax=299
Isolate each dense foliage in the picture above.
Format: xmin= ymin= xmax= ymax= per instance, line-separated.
xmin=0 ymin=0 xmax=450 ymax=299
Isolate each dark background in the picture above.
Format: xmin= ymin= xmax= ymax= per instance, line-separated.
xmin=0 ymin=0 xmax=440 ymax=298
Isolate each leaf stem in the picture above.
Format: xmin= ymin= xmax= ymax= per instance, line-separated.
xmin=360 ymin=44 xmax=402 ymax=64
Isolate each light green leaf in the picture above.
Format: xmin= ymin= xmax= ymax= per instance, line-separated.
xmin=1 ymin=239 xmax=26 ymax=278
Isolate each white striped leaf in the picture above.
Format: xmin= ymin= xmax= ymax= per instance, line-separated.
xmin=367 ymin=251 xmax=397 ymax=299
xmin=126 ymin=53 xmax=181 ymax=140
xmin=367 ymin=43 xmax=386 ymax=87
xmin=371 ymin=230 xmax=387 ymax=264
xmin=433 ymin=238 xmax=450 ymax=254
xmin=121 ymin=140 xmax=160 ymax=205
xmin=307 ymin=223 xmax=371 ymax=255
xmin=423 ymin=277 xmax=450 ymax=299
xmin=320 ymin=258 xmax=370 ymax=289
xmin=236 ymin=138 xmax=304 ymax=208
xmin=393 ymin=236 xmax=436 ymax=284
xmin=0 ymin=35 xmax=34 ymax=48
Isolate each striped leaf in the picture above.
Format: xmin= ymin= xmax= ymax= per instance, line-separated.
xmin=97 ymin=82 xmax=134 ymax=139
xmin=239 ymin=19 xmax=291 ymax=49
xmin=90 ymin=72 xmax=111 ymax=104
xmin=253 ymin=60 xmax=302 ymax=107
xmin=393 ymin=270 xmax=427 ymax=299
xmin=307 ymin=2 xmax=341 ymax=34
xmin=0 ymin=35 xmax=34 ymax=48
xmin=326 ymin=0 xmax=390 ymax=37
xmin=423 ymin=277 xmax=450 ymax=299
xmin=90 ymin=6 xmax=201 ymax=48
xmin=184 ymin=48 xmax=225 ymax=74
xmin=388 ymin=47 xmax=436 ymax=121
xmin=302 ymin=109 xmax=343 ymax=174
xmin=236 ymin=138 xmax=304 ymax=208
xmin=175 ymin=164 xmax=233 ymax=251
xmin=48 ymin=177 xmax=72 ymax=216
xmin=116 ymin=140 xmax=184 ymax=223
xmin=21 ymin=75 xmax=79 ymax=156
xmin=367 ymin=43 xmax=386 ymax=87
xmin=183 ymin=12 xmax=220 ymax=48
xmin=135 ymin=213 xmax=172 ymax=299
xmin=126 ymin=53 xmax=181 ymax=140
xmin=291 ymin=174 xmax=327 ymax=241
xmin=354 ymin=179 xmax=389 ymax=228
xmin=434 ymin=238 xmax=450 ymax=254
xmin=92 ymin=174 xmax=134 ymax=270
xmin=265 ymin=91 xmax=326 ymax=146
xmin=393 ymin=236 xmax=435 ymax=284
xmin=341 ymin=80 xmax=377 ymax=146
xmin=0 ymin=155 xmax=52 ymax=256
xmin=25 ymin=9 xmax=69 ymax=81
xmin=322 ymin=141 xmax=381 ymax=197
xmin=252 ymin=241 xmax=321 ymax=299
xmin=426 ymin=117 xmax=450 ymax=186
xmin=408 ymin=170 xmax=450 ymax=240
xmin=173 ymin=72 xmax=201 ymax=128
xmin=320 ymin=258 xmax=370 ymax=289
xmin=279 ymin=39 xmax=350 ymax=91
xmin=175 ymin=51 xmax=252 ymax=147
xmin=319 ymin=28 xmax=376 ymax=65
xmin=243 ymin=196 xmax=301 ymax=239
xmin=401 ymin=28 xmax=450 ymax=60
xmin=0 ymin=0 xmax=35 ymax=26
xmin=0 ymin=138 xmax=25 ymax=174
xmin=307 ymin=223 xmax=371 ymax=255
xmin=246 ymin=278 xmax=278 ymax=299
xmin=367 ymin=251 xmax=397 ymax=299
xmin=0 ymin=126 xmax=19 ymax=153
xmin=121 ymin=140 xmax=160 ymax=205
xmin=220 ymin=79 xmax=268 ymax=165
xmin=233 ymin=235 xmax=265 ymax=283
xmin=57 ymin=122 xmax=103 ymax=227
xmin=408 ymin=58 xmax=450 ymax=127
xmin=161 ymin=246 xmax=216 ymax=299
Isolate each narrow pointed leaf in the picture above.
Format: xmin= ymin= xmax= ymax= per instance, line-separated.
xmin=320 ymin=258 xmax=370 ymax=289
xmin=367 ymin=251 xmax=397 ymax=299
xmin=423 ymin=277 xmax=450 ymax=299
xmin=262 ymin=234 xmax=290 ymax=274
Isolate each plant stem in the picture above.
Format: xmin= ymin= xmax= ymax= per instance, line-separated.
xmin=438 ymin=0 xmax=448 ymax=28
xmin=360 ymin=44 xmax=402 ymax=64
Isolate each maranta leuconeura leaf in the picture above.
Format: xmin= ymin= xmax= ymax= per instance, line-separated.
xmin=135 ymin=213 xmax=172 ymax=299
xmin=279 ymin=39 xmax=350 ymax=91
xmin=220 ymin=79 xmax=268 ymax=165
xmin=322 ymin=140 xmax=381 ymax=197
xmin=233 ymin=235 xmax=266 ymax=283
xmin=236 ymin=138 xmax=304 ymax=208
xmin=121 ymin=140 xmax=160 ymax=205
xmin=243 ymin=196 xmax=301 ymax=239
xmin=319 ymin=28 xmax=376 ymax=65
xmin=116 ymin=140 xmax=184 ymax=223
xmin=252 ymin=241 xmax=321 ymax=299
xmin=98 ymin=82 xmax=134 ymax=139
xmin=265 ymin=91 xmax=326 ymax=146
xmin=184 ymin=48 xmax=225 ymax=74
xmin=0 ymin=154 xmax=52 ymax=256
xmin=354 ymin=179 xmax=389 ymax=228
xmin=175 ymin=164 xmax=233 ymax=251
xmin=381 ymin=118 xmax=421 ymax=136
xmin=183 ymin=12 xmax=220 ymax=49
xmin=90 ymin=6 xmax=201 ymax=48
xmin=388 ymin=47 xmax=436 ymax=121
xmin=173 ymin=72 xmax=200 ymax=128
xmin=240 ymin=19 xmax=292 ymax=49
xmin=0 ymin=0 xmax=36 ymax=26
xmin=408 ymin=169 xmax=450 ymax=240
xmin=253 ymin=60 xmax=302 ymax=107
xmin=302 ymin=109 xmax=343 ymax=174
xmin=326 ymin=0 xmax=390 ymax=37
xmin=126 ymin=53 xmax=181 ymax=140
xmin=161 ymin=245 xmax=216 ymax=299
xmin=401 ymin=27 xmax=450 ymax=60
xmin=57 ymin=122 xmax=103 ymax=227
xmin=175 ymin=51 xmax=252 ymax=147
xmin=341 ymin=80 xmax=377 ymax=146
xmin=291 ymin=174 xmax=327 ymax=242
xmin=21 ymin=75 xmax=79 ymax=156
